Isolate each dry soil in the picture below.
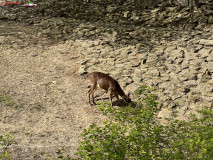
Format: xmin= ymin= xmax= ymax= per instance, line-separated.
xmin=0 ymin=21 xmax=107 ymax=159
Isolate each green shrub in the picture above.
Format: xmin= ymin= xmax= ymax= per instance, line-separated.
xmin=76 ymin=85 xmax=213 ymax=160
xmin=46 ymin=148 xmax=71 ymax=160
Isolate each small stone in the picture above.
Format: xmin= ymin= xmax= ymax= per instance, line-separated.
xmin=93 ymin=40 xmax=100 ymax=46
xmin=78 ymin=66 xmax=86 ymax=75
xmin=208 ymin=16 xmax=213 ymax=24
xmin=130 ymin=59 xmax=141 ymax=67
xmin=115 ymin=63 xmax=125 ymax=68
xmin=178 ymin=69 xmax=189 ymax=81
xmin=183 ymin=80 xmax=198 ymax=87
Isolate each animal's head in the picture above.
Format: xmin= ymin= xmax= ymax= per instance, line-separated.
xmin=123 ymin=92 xmax=132 ymax=104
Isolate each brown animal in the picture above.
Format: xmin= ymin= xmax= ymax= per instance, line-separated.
xmin=88 ymin=72 xmax=131 ymax=106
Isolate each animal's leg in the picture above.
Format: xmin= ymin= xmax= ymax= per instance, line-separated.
xmin=88 ymin=84 xmax=97 ymax=105
xmin=91 ymin=87 xmax=97 ymax=105
xmin=109 ymin=90 xmax=113 ymax=107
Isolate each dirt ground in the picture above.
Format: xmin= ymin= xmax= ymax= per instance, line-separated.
xmin=0 ymin=21 xmax=107 ymax=159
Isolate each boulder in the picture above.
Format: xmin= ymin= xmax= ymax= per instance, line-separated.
xmin=199 ymin=39 xmax=213 ymax=46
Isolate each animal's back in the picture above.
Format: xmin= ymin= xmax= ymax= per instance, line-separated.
xmin=88 ymin=72 xmax=116 ymax=90
xmin=89 ymin=72 xmax=114 ymax=81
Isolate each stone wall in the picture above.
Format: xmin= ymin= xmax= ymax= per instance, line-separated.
xmin=0 ymin=0 xmax=212 ymax=30
xmin=72 ymin=22 xmax=213 ymax=120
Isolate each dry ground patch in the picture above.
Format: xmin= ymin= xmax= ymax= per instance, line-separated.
xmin=0 ymin=21 xmax=106 ymax=159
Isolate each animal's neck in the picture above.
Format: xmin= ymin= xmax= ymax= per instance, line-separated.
xmin=117 ymin=87 xmax=125 ymax=97
xmin=116 ymin=81 xmax=126 ymax=97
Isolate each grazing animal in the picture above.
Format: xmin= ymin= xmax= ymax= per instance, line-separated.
xmin=88 ymin=72 xmax=131 ymax=106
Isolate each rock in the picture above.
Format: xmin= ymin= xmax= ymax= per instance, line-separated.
xmin=208 ymin=16 xmax=213 ymax=24
xmin=182 ymin=87 xmax=191 ymax=94
xmin=133 ymin=68 xmax=142 ymax=75
xmin=87 ymin=53 xmax=100 ymax=59
xmin=135 ymin=53 xmax=147 ymax=60
xmin=122 ymin=68 xmax=133 ymax=75
xmin=194 ymin=83 xmax=213 ymax=95
xmin=161 ymin=75 xmax=171 ymax=82
xmin=189 ymin=65 xmax=201 ymax=73
xmin=198 ymin=48 xmax=211 ymax=58
xmin=93 ymin=40 xmax=100 ymax=46
xmin=98 ymin=58 xmax=107 ymax=63
xmin=169 ymin=72 xmax=180 ymax=82
xmin=170 ymin=49 xmax=185 ymax=60
xmin=126 ymin=83 xmax=139 ymax=93
xmin=198 ymin=72 xmax=212 ymax=83
xmin=184 ymin=53 xmax=197 ymax=61
xmin=201 ymin=92 xmax=213 ymax=100
xmin=208 ymin=79 xmax=213 ymax=84
xmin=121 ymin=77 xmax=133 ymax=87
xmin=164 ymin=46 xmax=177 ymax=55
xmin=166 ymin=64 xmax=178 ymax=71
xmin=189 ymin=59 xmax=203 ymax=67
xmin=146 ymin=54 xmax=158 ymax=63
xmin=87 ymin=59 xmax=101 ymax=65
xmin=123 ymin=11 xmax=131 ymax=18
xmin=149 ymin=68 xmax=160 ymax=77
xmin=171 ymin=92 xmax=183 ymax=100
xmin=115 ymin=63 xmax=125 ymax=68
xmin=106 ymin=5 xmax=118 ymax=13
xmin=130 ymin=59 xmax=141 ymax=67
xmin=78 ymin=66 xmax=86 ymax=75
xmin=158 ymin=108 xmax=172 ymax=122
xmin=176 ymin=106 xmax=189 ymax=119
xmin=183 ymin=80 xmax=198 ymax=87
xmin=199 ymin=39 xmax=213 ymax=46
xmin=159 ymin=81 xmax=173 ymax=90
xmin=107 ymin=58 xmax=115 ymax=65
xmin=201 ymin=62 xmax=213 ymax=73
xmin=132 ymin=74 xmax=142 ymax=83
xmin=178 ymin=69 xmax=189 ymax=81
xmin=174 ymin=58 xmax=184 ymax=65
xmin=181 ymin=59 xmax=189 ymax=69
xmin=206 ymin=52 xmax=213 ymax=62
